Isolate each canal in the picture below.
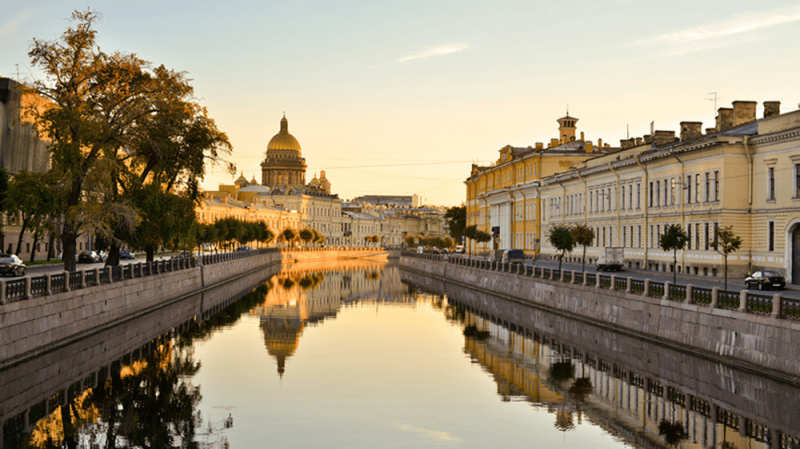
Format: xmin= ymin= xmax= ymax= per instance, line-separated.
xmin=2 ymin=259 xmax=799 ymax=448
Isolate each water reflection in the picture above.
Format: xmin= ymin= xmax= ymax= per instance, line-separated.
xmin=404 ymin=271 xmax=800 ymax=449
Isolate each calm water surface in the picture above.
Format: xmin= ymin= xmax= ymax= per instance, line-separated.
xmin=4 ymin=260 xmax=799 ymax=448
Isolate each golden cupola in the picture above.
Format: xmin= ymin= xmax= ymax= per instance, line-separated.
xmin=267 ymin=115 xmax=302 ymax=153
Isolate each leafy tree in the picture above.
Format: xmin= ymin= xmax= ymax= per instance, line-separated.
xmin=3 ymin=171 xmax=59 ymax=260
xmin=282 ymin=228 xmax=297 ymax=247
xmin=660 ymin=224 xmax=688 ymax=284
xmin=548 ymin=224 xmax=574 ymax=272
xmin=445 ymin=205 xmax=466 ymax=244
xmin=312 ymin=229 xmax=325 ymax=246
xmin=711 ymin=225 xmax=742 ymax=291
xmin=0 ymin=167 xmax=10 ymax=248
xmin=128 ymin=186 xmax=195 ymax=262
xmin=473 ymin=229 xmax=491 ymax=255
xmin=571 ymin=223 xmax=595 ymax=273
xmin=25 ymin=10 xmax=232 ymax=271
xmin=299 ymin=228 xmax=314 ymax=247
xmin=404 ymin=234 xmax=416 ymax=248
xmin=443 ymin=236 xmax=455 ymax=249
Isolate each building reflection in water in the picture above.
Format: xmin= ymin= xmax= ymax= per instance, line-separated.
xmin=434 ymin=289 xmax=800 ymax=449
xmin=251 ymin=259 xmax=408 ymax=378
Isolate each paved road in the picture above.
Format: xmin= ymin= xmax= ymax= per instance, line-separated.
xmin=449 ymin=253 xmax=800 ymax=299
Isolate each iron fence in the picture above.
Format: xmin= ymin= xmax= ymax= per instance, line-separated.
xmin=746 ymin=293 xmax=773 ymax=315
xmin=717 ymin=290 xmax=740 ymax=310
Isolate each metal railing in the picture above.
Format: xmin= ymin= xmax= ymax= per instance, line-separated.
xmin=400 ymin=251 xmax=800 ymax=322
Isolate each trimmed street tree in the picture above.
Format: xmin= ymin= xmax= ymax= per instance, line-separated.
xmin=571 ymin=223 xmax=595 ymax=273
xmin=282 ymin=228 xmax=298 ymax=247
xmin=299 ymin=228 xmax=314 ymax=247
xmin=445 ymin=205 xmax=466 ymax=244
xmin=660 ymin=224 xmax=688 ymax=284
xmin=711 ymin=225 xmax=742 ymax=291
xmin=3 ymin=171 xmax=59 ymax=259
xmin=404 ymin=234 xmax=416 ymax=248
xmin=548 ymin=224 xmax=575 ymax=273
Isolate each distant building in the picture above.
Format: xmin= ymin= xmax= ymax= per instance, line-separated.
xmin=352 ymin=194 xmax=421 ymax=208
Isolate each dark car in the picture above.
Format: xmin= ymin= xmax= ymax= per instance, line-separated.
xmin=172 ymin=250 xmax=194 ymax=259
xmin=236 ymin=246 xmax=252 ymax=252
xmin=0 ymin=254 xmax=26 ymax=276
xmin=745 ymin=271 xmax=786 ymax=290
xmin=120 ymin=249 xmax=136 ymax=260
xmin=77 ymin=251 xmax=101 ymax=263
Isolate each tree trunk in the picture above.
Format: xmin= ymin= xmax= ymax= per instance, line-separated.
xmin=29 ymin=230 xmax=40 ymax=263
xmin=105 ymin=241 xmax=121 ymax=267
xmin=558 ymin=252 xmax=563 ymax=272
xmin=673 ymin=249 xmax=677 ymax=284
xmin=62 ymin=222 xmax=78 ymax=272
xmin=47 ymin=231 xmax=56 ymax=261
xmin=582 ymin=245 xmax=587 ymax=273
xmin=14 ymin=219 xmax=28 ymax=255
xmin=724 ymin=255 xmax=728 ymax=291
xmin=146 ymin=245 xmax=156 ymax=263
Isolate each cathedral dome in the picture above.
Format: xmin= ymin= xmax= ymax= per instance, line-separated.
xmin=267 ymin=115 xmax=302 ymax=153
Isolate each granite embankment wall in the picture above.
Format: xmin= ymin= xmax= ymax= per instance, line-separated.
xmin=0 ymin=248 xmax=387 ymax=370
xmin=401 ymin=255 xmax=800 ymax=382
xmin=0 ymin=265 xmax=275 ymax=441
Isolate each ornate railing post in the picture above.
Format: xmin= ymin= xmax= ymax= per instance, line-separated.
xmin=45 ymin=273 xmax=52 ymax=295
xmin=80 ymin=270 xmax=87 ymax=289
xmin=64 ymin=271 xmax=71 ymax=292
xmin=711 ymin=287 xmax=719 ymax=308
xmin=772 ymin=294 xmax=781 ymax=318
xmin=738 ymin=290 xmax=747 ymax=312
xmin=107 ymin=267 xmax=113 ymax=284
xmin=24 ymin=276 xmax=31 ymax=300
xmin=643 ymin=279 xmax=650 ymax=297
xmin=571 ymin=270 xmax=577 ymax=284
xmin=686 ymin=284 xmax=693 ymax=302
xmin=663 ymin=282 xmax=671 ymax=300
xmin=626 ymin=277 xmax=632 ymax=293
xmin=0 ymin=279 xmax=6 ymax=305
xmin=610 ymin=275 xmax=616 ymax=291
xmin=582 ymin=273 xmax=588 ymax=287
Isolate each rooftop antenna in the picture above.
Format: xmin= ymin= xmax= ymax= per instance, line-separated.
xmin=15 ymin=64 xmax=19 ymax=81
xmin=626 ymin=124 xmax=629 ymax=139
xmin=706 ymin=92 xmax=719 ymax=115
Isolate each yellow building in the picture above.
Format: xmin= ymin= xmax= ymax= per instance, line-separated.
xmin=532 ymin=100 xmax=800 ymax=281
xmin=465 ymin=114 xmax=616 ymax=255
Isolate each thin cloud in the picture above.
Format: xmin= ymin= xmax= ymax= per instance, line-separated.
xmin=0 ymin=9 xmax=32 ymax=40
xmin=633 ymin=7 xmax=800 ymax=47
xmin=397 ymin=43 xmax=468 ymax=63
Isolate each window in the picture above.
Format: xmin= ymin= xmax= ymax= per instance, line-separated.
xmin=609 ymin=228 xmax=613 ymax=246
xmin=601 ymin=189 xmax=605 ymax=212
xmin=622 ymin=227 xmax=626 ymax=247
xmin=671 ymin=178 xmax=677 ymax=205
xmin=768 ymin=221 xmax=775 ymax=252
xmin=713 ymin=171 xmax=719 ymax=201
xmin=663 ymin=179 xmax=668 ymax=206
xmin=695 ymin=174 xmax=700 ymax=203
xmin=621 ymin=186 xmax=626 ymax=210
xmin=636 ymin=183 xmax=641 ymax=209
xmin=768 ymin=167 xmax=776 ymax=200
xmin=655 ymin=181 xmax=660 ymax=206
xmin=796 ymin=163 xmax=800 ymax=197
xmin=704 ymin=223 xmax=709 ymax=250
xmin=638 ymin=226 xmax=641 ymax=248
xmin=687 ymin=224 xmax=692 ymax=250
xmin=686 ymin=175 xmax=692 ymax=204
xmin=629 ymin=185 xmax=633 ymax=210
xmin=649 ymin=182 xmax=654 ymax=208
xmin=705 ymin=173 xmax=710 ymax=202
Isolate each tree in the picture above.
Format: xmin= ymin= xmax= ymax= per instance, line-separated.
xmin=371 ymin=235 xmax=380 ymax=245
xmin=548 ymin=224 xmax=574 ymax=272
xmin=660 ymin=224 xmax=688 ymax=284
xmin=571 ymin=223 xmax=595 ymax=273
xmin=25 ymin=10 xmax=232 ymax=271
xmin=404 ymin=234 xmax=416 ymax=248
xmin=3 ymin=171 xmax=59 ymax=260
xmin=711 ymin=225 xmax=742 ymax=291
xmin=474 ymin=230 xmax=491 ymax=255
xmin=282 ymin=228 xmax=297 ymax=247
xmin=299 ymin=228 xmax=314 ymax=247
xmin=0 ymin=167 xmax=10 ymax=249
xmin=445 ymin=205 xmax=466 ymax=245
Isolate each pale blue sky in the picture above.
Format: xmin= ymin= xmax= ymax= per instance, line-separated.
xmin=2 ymin=1 xmax=799 ymax=205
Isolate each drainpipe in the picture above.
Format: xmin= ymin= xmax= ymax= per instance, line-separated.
xmin=743 ymin=135 xmax=753 ymax=274
xmin=608 ymin=163 xmax=621 ymax=247
xmin=635 ymin=155 xmax=649 ymax=268
xmin=669 ymin=148 xmax=686 ymax=271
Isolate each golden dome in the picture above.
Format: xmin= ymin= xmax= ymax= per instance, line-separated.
xmin=267 ymin=115 xmax=302 ymax=153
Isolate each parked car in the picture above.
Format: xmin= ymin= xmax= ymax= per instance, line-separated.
xmin=502 ymin=249 xmax=526 ymax=265
xmin=745 ymin=271 xmax=786 ymax=290
xmin=172 ymin=250 xmax=194 ymax=259
xmin=77 ymin=251 xmax=102 ymax=263
xmin=236 ymin=246 xmax=252 ymax=252
xmin=0 ymin=254 xmax=26 ymax=276
xmin=120 ymin=249 xmax=136 ymax=260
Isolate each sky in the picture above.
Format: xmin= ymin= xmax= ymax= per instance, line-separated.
xmin=2 ymin=0 xmax=800 ymax=206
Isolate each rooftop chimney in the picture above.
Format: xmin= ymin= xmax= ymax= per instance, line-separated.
xmin=620 ymin=138 xmax=636 ymax=149
xmin=643 ymin=135 xmax=652 ymax=144
xmin=764 ymin=101 xmax=781 ymax=118
xmin=732 ymin=101 xmax=757 ymax=127
xmin=652 ymin=130 xmax=676 ymax=147
xmin=535 ymin=142 xmax=544 ymax=150
xmin=680 ymin=121 xmax=702 ymax=141
xmin=705 ymin=128 xmax=716 ymax=135
xmin=550 ymin=138 xmax=559 ymax=147
xmin=586 ymin=141 xmax=594 ymax=153
xmin=716 ymin=108 xmax=733 ymax=131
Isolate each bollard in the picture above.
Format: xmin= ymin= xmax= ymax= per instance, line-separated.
xmin=739 ymin=290 xmax=748 ymax=312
